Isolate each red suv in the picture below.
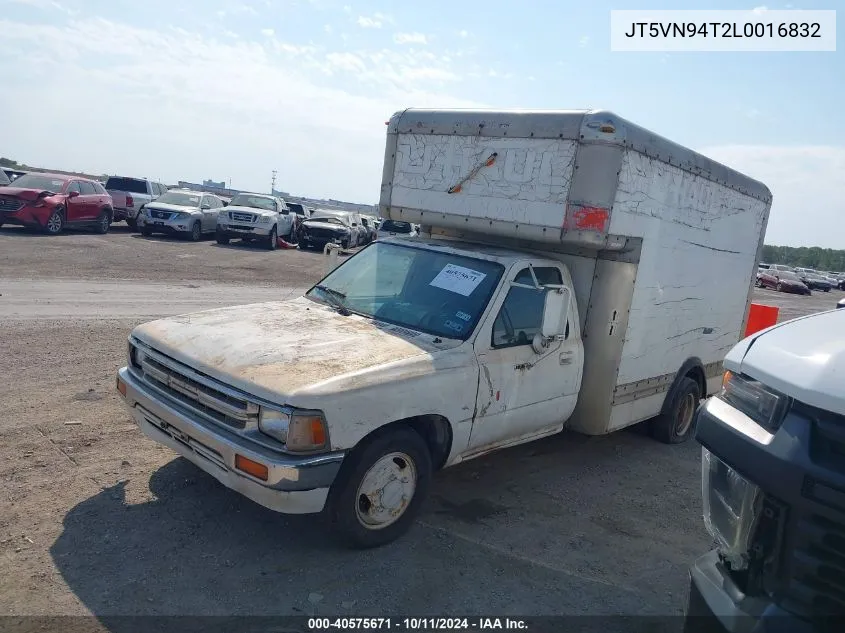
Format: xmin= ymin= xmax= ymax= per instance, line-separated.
xmin=0 ymin=172 xmax=114 ymax=235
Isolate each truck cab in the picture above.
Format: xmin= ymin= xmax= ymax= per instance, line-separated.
xmin=685 ymin=308 xmax=845 ymax=632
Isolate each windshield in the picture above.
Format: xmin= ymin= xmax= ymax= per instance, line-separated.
xmin=306 ymin=242 xmax=504 ymax=340
xmin=779 ymin=272 xmax=801 ymax=282
xmin=9 ymin=174 xmax=67 ymax=192
xmin=155 ymin=191 xmax=201 ymax=207
xmin=229 ymin=194 xmax=276 ymax=211
xmin=380 ymin=220 xmax=413 ymax=233
xmin=105 ymin=177 xmax=148 ymax=194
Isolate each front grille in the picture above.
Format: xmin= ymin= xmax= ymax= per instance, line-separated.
xmin=789 ymin=514 xmax=845 ymax=615
xmin=810 ymin=412 xmax=845 ymax=476
xmin=150 ymin=210 xmax=172 ymax=219
xmin=136 ymin=347 xmax=257 ymax=430
xmin=0 ymin=198 xmax=24 ymax=212
xmin=230 ymin=212 xmax=255 ymax=223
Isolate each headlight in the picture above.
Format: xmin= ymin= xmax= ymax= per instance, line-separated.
xmin=719 ymin=371 xmax=790 ymax=433
xmin=701 ymin=447 xmax=762 ymax=571
xmin=258 ymin=408 xmax=329 ymax=452
xmin=257 ymin=216 xmax=272 ymax=224
xmin=258 ymin=408 xmax=290 ymax=443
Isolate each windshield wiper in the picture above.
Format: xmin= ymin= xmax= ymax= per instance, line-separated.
xmin=313 ymin=284 xmax=351 ymax=316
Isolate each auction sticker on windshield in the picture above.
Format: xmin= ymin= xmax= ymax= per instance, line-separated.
xmin=429 ymin=264 xmax=487 ymax=296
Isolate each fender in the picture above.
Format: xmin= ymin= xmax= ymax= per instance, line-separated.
xmin=661 ymin=357 xmax=707 ymax=415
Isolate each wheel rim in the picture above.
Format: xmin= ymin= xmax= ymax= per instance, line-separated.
xmin=192 ymin=223 xmax=200 ymax=240
xmin=676 ymin=393 xmax=696 ymax=436
xmin=101 ymin=215 xmax=109 ymax=231
xmin=47 ymin=213 xmax=62 ymax=233
xmin=355 ymin=452 xmax=417 ymax=530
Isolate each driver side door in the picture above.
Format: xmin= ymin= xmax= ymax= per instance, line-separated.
xmin=466 ymin=262 xmax=582 ymax=455
xmin=64 ymin=181 xmax=86 ymax=223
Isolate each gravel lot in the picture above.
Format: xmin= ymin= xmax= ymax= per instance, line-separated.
xmin=1 ymin=225 xmax=841 ymax=621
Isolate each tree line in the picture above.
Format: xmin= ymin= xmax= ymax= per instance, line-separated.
xmin=762 ymin=245 xmax=845 ymax=272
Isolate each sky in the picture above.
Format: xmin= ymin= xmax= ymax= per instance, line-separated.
xmin=0 ymin=0 xmax=842 ymax=248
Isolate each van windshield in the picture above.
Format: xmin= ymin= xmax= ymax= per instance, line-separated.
xmin=306 ymin=242 xmax=504 ymax=340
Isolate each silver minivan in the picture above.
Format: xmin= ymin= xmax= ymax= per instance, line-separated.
xmin=138 ymin=189 xmax=226 ymax=241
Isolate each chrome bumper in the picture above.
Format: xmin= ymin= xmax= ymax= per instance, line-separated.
xmin=138 ymin=215 xmax=196 ymax=232
xmin=117 ymin=366 xmax=344 ymax=514
xmin=218 ymin=223 xmax=273 ymax=237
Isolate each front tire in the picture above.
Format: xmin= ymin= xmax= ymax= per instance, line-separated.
xmin=776 ymin=282 xmax=783 ymax=292
xmin=650 ymin=377 xmax=701 ymax=444
xmin=126 ymin=218 xmax=137 ymax=230
xmin=216 ymin=229 xmax=230 ymax=245
xmin=266 ymin=226 xmax=278 ymax=250
xmin=44 ymin=208 xmax=64 ymax=235
xmin=327 ymin=427 xmax=432 ymax=549
xmin=188 ymin=220 xmax=201 ymax=242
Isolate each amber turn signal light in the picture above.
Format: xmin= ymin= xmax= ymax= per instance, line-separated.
xmin=235 ymin=454 xmax=269 ymax=481
xmin=116 ymin=377 xmax=126 ymax=397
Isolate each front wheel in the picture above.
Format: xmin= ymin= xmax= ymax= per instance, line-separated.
xmin=216 ymin=229 xmax=230 ymax=245
xmin=326 ymin=427 xmax=432 ymax=549
xmin=776 ymin=282 xmax=783 ymax=292
xmin=266 ymin=226 xmax=278 ymax=250
xmin=188 ymin=220 xmax=202 ymax=242
xmin=824 ymin=287 xmax=830 ymax=293
xmin=650 ymin=377 xmax=701 ymax=444
xmin=126 ymin=218 xmax=137 ymax=230
xmin=44 ymin=208 xmax=64 ymax=235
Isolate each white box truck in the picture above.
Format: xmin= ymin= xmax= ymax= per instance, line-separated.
xmin=116 ymin=109 xmax=772 ymax=548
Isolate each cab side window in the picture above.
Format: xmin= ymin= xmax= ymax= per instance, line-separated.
xmin=492 ymin=267 xmax=563 ymax=349
xmin=66 ymin=181 xmax=81 ymax=194
xmin=79 ymin=181 xmax=96 ymax=195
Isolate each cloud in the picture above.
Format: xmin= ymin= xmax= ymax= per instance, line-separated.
xmin=579 ymin=35 xmax=590 ymax=48
xmin=699 ymin=145 xmax=845 ymax=248
xmin=323 ymin=24 xmax=333 ymax=34
xmin=217 ymin=3 xmax=259 ymax=18
xmin=260 ymin=28 xmax=274 ymax=37
xmin=356 ymin=12 xmax=391 ymax=29
xmin=393 ymin=32 xmax=427 ymax=45
xmin=458 ymin=30 xmax=469 ymax=38
xmin=751 ymin=6 xmax=768 ymax=14
xmin=0 ymin=15 xmax=483 ymax=202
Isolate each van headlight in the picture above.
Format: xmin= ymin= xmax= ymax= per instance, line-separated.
xmin=258 ymin=407 xmax=328 ymax=452
xmin=719 ymin=371 xmax=790 ymax=433
xmin=701 ymin=447 xmax=763 ymax=571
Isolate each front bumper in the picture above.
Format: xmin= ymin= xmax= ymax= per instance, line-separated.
xmin=685 ymin=551 xmax=819 ymax=633
xmin=139 ymin=215 xmax=195 ymax=233
xmin=218 ymin=223 xmax=273 ymax=237
xmin=116 ymin=366 xmax=344 ymax=514
xmin=0 ymin=207 xmax=50 ymax=229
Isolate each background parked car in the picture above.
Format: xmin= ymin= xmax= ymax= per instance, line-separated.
xmin=803 ymin=273 xmax=833 ymax=292
xmin=215 ymin=193 xmax=295 ymax=250
xmin=299 ymin=209 xmax=360 ymax=250
xmin=359 ymin=215 xmax=378 ymax=244
xmin=105 ymin=176 xmax=167 ymax=228
xmin=0 ymin=172 xmax=113 ymax=235
xmin=838 ymin=297 xmax=845 ymax=310
xmin=0 ymin=170 xmax=10 ymax=187
xmin=286 ymin=202 xmax=311 ymax=221
xmin=2 ymin=168 xmax=27 ymax=183
xmin=377 ymin=219 xmax=418 ymax=240
xmin=756 ymin=268 xmax=810 ymax=295
xmin=138 ymin=189 xmax=225 ymax=241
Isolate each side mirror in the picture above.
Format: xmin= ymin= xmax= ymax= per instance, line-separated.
xmin=532 ymin=287 xmax=571 ymax=353
xmin=68 ymin=191 xmax=80 ymax=198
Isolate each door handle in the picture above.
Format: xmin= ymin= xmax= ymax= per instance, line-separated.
xmin=560 ymin=351 xmax=573 ymax=365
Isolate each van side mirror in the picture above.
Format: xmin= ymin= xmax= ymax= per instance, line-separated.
xmin=532 ymin=287 xmax=571 ymax=353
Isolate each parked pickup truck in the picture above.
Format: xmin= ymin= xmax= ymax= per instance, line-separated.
xmin=215 ymin=192 xmax=296 ymax=250
xmin=116 ymin=109 xmax=771 ymax=548
xmin=685 ymin=307 xmax=845 ymax=633
xmin=105 ymin=176 xmax=168 ymax=227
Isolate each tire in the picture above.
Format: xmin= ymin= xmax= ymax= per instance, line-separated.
xmin=755 ymin=278 xmax=762 ymax=288
xmin=44 ymin=207 xmax=64 ymax=235
xmin=126 ymin=218 xmax=137 ymax=230
xmin=326 ymin=427 xmax=432 ymax=549
xmin=650 ymin=377 xmax=701 ymax=445
xmin=216 ymin=229 xmax=230 ymax=245
xmin=188 ymin=221 xmax=201 ymax=242
xmin=95 ymin=210 xmax=111 ymax=234
xmin=341 ymin=239 xmax=350 ymax=250
xmin=824 ymin=287 xmax=830 ymax=293
xmin=776 ymin=282 xmax=783 ymax=292
xmin=140 ymin=226 xmax=152 ymax=237
xmin=266 ymin=226 xmax=278 ymax=250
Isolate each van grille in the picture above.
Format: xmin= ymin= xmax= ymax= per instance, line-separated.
xmin=136 ymin=347 xmax=257 ymax=430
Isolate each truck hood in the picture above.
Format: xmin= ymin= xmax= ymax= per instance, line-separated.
xmin=736 ymin=309 xmax=845 ymax=416
xmin=130 ymin=296 xmax=461 ymax=404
